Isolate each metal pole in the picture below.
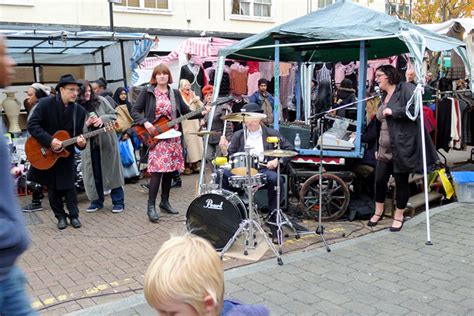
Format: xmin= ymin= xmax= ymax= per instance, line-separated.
xmin=274 ymin=39 xmax=280 ymax=129
xmin=100 ymin=47 xmax=106 ymax=79
xmin=109 ymin=1 xmax=114 ymax=32
xmin=31 ymin=48 xmax=38 ymax=82
xmin=355 ymin=40 xmax=367 ymax=156
xmin=296 ymin=53 xmax=302 ymax=121
xmin=119 ymin=40 xmax=128 ymax=88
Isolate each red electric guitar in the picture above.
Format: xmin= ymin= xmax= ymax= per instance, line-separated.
xmin=25 ymin=121 xmax=117 ymax=170
xmin=133 ymin=106 xmax=208 ymax=148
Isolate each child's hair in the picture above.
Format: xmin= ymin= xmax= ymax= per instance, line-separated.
xmin=144 ymin=233 xmax=224 ymax=314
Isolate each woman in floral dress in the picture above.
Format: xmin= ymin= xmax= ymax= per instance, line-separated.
xmin=132 ymin=64 xmax=209 ymax=223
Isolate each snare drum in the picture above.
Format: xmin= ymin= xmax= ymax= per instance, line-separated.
xmin=186 ymin=190 xmax=247 ymax=250
xmin=230 ymin=152 xmax=259 ymax=176
xmin=228 ymin=173 xmax=267 ymax=189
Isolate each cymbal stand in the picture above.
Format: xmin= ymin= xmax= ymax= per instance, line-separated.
xmin=220 ymin=125 xmax=283 ymax=265
xmin=265 ymin=141 xmax=300 ymax=254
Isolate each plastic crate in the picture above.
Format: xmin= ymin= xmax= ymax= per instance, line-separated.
xmin=451 ymin=171 xmax=474 ymax=203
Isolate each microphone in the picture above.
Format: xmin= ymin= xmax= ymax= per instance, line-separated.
xmin=212 ymin=96 xmax=233 ymax=106
xmin=374 ymin=86 xmax=381 ymax=98
xmin=266 ymin=136 xmax=280 ymax=143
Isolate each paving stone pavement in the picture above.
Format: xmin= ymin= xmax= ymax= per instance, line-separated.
xmin=67 ymin=202 xmax=474 ymax=316
xmin=19 ymin=172 xmax=392 ymax=315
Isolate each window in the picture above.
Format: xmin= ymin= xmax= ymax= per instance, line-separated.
xmin=231 ymin=0 xmax=272 ymax=18
xmin=116 ymin=0 xmax=170 ymax=12
xmin=317 ymin=0 xmax=333 ymax=9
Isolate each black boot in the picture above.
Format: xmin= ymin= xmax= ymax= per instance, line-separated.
xmin=147 ymin=199 xmax=160 ymax=222
xmin=159 ymin=194 xmax=179 ymax=214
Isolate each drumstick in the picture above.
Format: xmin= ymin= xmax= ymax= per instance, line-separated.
xmin=258 ymin=162 xmax=267 ymax=168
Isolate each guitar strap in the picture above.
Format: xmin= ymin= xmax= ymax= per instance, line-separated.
xmin=72 ymin=103 xmax=77 ymax=137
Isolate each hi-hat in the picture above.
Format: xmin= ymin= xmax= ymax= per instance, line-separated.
xmin=263 ymin=149 xmax=298 ymax=157
xmin=190 ymin=131 xmax=220 ymax=137
xmin=231 ymin=167 xmax=258 ymax=176
xmin=222 ymin=112 xmax=267 ymax=122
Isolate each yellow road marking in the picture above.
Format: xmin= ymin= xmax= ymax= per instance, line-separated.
xmin=31 ymin=277 xmax=134 ymax=309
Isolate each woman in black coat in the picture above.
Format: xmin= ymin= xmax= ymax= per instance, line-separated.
xmin=367 ymin=65 xmax=437 ymax=232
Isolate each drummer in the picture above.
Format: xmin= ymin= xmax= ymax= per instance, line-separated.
xmin=218 ymin=103 xmax=294 ymax=212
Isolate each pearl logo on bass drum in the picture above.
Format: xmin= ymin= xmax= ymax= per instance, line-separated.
xmin=204 ymin=199 xmax=224 ymax=210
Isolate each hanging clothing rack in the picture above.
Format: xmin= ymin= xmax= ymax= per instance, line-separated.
xmin=433 ymin=87 xmax=473 ymax=155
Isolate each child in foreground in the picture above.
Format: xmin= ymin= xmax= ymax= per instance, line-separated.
xmin=144 ymin=233 xmax=270 ymax=316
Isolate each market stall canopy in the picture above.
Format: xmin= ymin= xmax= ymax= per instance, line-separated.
xmin=419 ymin=18 xmax=474 ymax=35
xmin=1 ymin=30 xmax=153 ymax=65
xmin=218 ymin=1 xmax=466 ymax=62
xmin=141 ymin=36 xmax=236 ymax=69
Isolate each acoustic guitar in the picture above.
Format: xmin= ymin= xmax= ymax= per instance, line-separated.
xmin=25 ymin=121 xmax=116 ymax=170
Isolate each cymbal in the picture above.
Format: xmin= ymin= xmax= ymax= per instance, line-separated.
xmin=189 ymin=131 xmax=220 ymax=137
xmin=222 ymin=112 xmax=267 ymax=122
xmin=231 ymin=167 xmax=258 ymax=176
xmin=263 ymin=149 xmax=298 ymax=158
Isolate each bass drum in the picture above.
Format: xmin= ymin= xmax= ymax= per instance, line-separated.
xmin=186 ymin=190 xmax=247 ymax=250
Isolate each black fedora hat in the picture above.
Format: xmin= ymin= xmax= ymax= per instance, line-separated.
xmin=55 ymin=74 xmax=82 ymax=91
xmin=241 ymin=102 xmax=264 ymax=113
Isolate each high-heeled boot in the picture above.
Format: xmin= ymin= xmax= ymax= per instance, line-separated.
xmin=159 ymin=194 xmax=179 ymax=214
xmin=147 ymin=199 xmax=160 ymax=222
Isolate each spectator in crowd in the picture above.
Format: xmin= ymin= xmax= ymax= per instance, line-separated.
xmin=249 ymin=78 xmax=274 ymax=125
xmin=92 ymin=77 xmax=117 ymax=108
xmin=333 ymin=78 xmax=357 ymax=118
xmin=144 ymin=233 xmax=269 ymax=316
xmin=78 ymin=80 xmax=125 ymax=214
xmin=200 ymin=85 xmax=233 ymax=165
xmin=22 ymin=83 xmax=51 ymax=212
xmin=179 ymin=79 xmax=203 ymax=175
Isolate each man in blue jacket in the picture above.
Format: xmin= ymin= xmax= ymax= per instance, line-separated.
xmin=0 ymin=35 xmax=37 ymax=315
xmin=248 ymin=78 xmax=274 ymax=125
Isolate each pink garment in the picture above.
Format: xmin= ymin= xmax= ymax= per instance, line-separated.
xmin=448 ymin=97 xmax=461 ymax=149
xmin=259 ymin=62 xmax=274 ymax=80
xmin=335 ymin=63 xmax=345 ymax=85
xmin=247 ymin=72 xmax=261 ymax=96
xmin=280 ymin=62 xmax=292 ymax=76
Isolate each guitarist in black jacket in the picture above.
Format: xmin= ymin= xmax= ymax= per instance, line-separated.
xmin=27 ymin=74 xmax=87 ymax=230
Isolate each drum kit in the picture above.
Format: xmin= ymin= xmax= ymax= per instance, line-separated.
xmin=186 ymin=111 xmax=299 ymax=265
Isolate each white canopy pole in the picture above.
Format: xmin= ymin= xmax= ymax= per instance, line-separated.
xmin=399 ymin=29 xmax=433 ymax=245
xmin=197 ymin=55 xmax=225 ymax=195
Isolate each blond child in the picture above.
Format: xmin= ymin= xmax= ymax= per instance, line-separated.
xmin=144 ymin=233 xmax=269 ymax=315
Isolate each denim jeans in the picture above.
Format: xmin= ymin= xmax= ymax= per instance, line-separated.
xmin=91 ymin=145 xmax=125 ymax=208
xmin=0 ymin=266 xmax=37 ymax=315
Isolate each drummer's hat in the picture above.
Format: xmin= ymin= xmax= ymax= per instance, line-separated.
xmin=241 ymin=102 xmax=264 ymax=113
